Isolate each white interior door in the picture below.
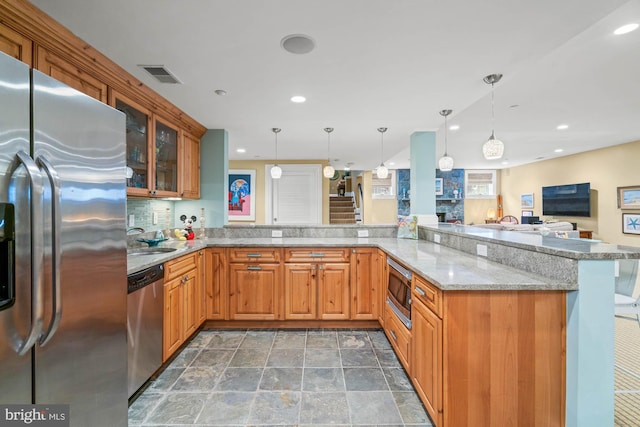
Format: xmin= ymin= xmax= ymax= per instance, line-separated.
xmin=265 ymin=164 xmax=322 ymax=224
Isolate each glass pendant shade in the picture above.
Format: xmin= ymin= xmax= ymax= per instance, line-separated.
xmin=271 ymin=127 xmax=282 ymax=179
xmin=482 ymin=74 xmax=504 ymax=160
xmin=323 ymin=165 xmax=335 ymax=178
xmin=438 ymin=155 xmax=454 ymax=171
xmin=270 ymin=165 xmax=282 ymax=179
xmin=376 ymin=164 xmax=389 ymax=179
xmin=482 ymin=132 xmax=505 ymax=160
xmin=438 ymin=109 xmax=454 ymax=171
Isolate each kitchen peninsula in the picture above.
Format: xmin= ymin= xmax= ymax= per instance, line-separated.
xmin=128 ymin=224 xmax=640 ymax=427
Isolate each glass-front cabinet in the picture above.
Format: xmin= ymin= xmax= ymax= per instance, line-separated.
xmin=152 ymin=117 xmax=179 ymax=196
xmin=110 ymin=92 xmax=152 ymax=197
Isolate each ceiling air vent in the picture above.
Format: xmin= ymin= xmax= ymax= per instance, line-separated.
xmin=139 ymin=65 xmax=181 ymax=84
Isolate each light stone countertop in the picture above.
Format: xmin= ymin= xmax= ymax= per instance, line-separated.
xmin=127 ymin=237 xmax=573 ymax=291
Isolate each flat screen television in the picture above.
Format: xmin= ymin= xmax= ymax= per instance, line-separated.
xmin=542 ymin=182 xmax=591 ymax=217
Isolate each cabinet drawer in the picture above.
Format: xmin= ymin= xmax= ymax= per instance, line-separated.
xmin=165 ymin=251 xmax=199 ymax=281
xmin=284 ymin=247 xmax=350 ymax=263
xmin=384 ymin=304 xmax=411 ymax=371
xmin=228 ymin=247 xmax=281 ymax=263
xmin=413 ymin=275 xmax=442 ymax=318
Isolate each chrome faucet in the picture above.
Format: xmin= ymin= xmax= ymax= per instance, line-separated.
xmin=126 ymin=227 xmax=145 ymax=235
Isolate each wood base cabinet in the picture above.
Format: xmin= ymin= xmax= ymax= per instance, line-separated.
xmin=383 ymin=304 xmax=411 ymax=371
xmin=163 ymin=252 xmax=201 ymax=362
xmin=350 ymin=248 xmax=379 ymax=320
xmin=204 ymin=248 xmax=227 ymax=320
xmin=409 ymin=274 xmax=566 ymax=427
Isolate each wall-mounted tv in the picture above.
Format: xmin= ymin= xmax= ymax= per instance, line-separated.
xmin=542 ymin=182 xmax=591 ymax=217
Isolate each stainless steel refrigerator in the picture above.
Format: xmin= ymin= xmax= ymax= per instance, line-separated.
xmin=0 ymin=51 xmax=128 ymax=425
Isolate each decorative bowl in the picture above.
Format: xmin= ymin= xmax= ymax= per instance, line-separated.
xmin=136 ymin=238 xmax=169 ymax=247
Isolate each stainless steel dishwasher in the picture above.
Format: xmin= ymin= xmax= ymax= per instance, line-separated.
xmin=127 ymin=264 xmax=164 ymax=398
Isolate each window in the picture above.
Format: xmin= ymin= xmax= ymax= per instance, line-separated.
xmin=372 ymin=169 xmax=396 ymax=199
xmin=464 ymin=169 xmax=496 ymax=198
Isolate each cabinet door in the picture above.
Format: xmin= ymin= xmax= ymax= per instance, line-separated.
xmin=196 ymin=251 xmax=206 ymax=326
xmin=412 ymin=298 xmax=443 ymax=427
xmin=163 ymin=277 xmax=183 ymax=362
xmin=350 ymin=248 xmax=378 ymax=320
xmin=318 ymin=263 xmax=350 ymax=320
xmin=284 ymin=263 xmax=316 ymax=320
xmin=181 ymin=132 xmax=200 ymax=199
xmin=205 ymin=248 xmax=227 ymax=320
xmin=182 ymin=269 xmax=199 ymax=339
xmin=377 ymin=249 xmax=387 ymax=325
xmin=35 ymin=46 xmax=107 ymax=102
xmin=109 ymin=91 xmax=152 ymax=196
xmin=229 ymin=263 xmax=281 ymax=320
xmin=0 ymin=22 xmax=32 ymax=66
xmin=152 ymin=116 xmax=180 ymax=197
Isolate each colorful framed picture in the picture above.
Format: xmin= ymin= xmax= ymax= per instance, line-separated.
xmin=228 ymin=169 xmax=256 ymax=221
xmin=435 ymin=178 xmax=443 ymax=196
xmin=617 ymin=186 xmax=640 ymax=209
xmin=521 ymin=193 xmax=534 ymax=209
xmin=623 ymin=213 xmax=640 ymax=235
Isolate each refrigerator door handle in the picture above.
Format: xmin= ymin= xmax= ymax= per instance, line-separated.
xmin=12 ymin=151 xmax=45 ymax=356
xmin=36 ymin=156 xmax=62 ymax=346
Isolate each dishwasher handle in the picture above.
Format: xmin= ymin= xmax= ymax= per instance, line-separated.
xmin=127 ymin=264 xmax=164 ymax=293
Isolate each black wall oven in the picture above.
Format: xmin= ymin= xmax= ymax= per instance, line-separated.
xmin=386 ymin=257 xmax=412 ymax=329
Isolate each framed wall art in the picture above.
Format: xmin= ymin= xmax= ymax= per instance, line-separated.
xmin=521 ymin=193 xmax=534 ymax=209
xmin=623 ymin=213 xmax=640 ymax=235
xmin=228 ymin=169 xmax=256 ymax=221
xmin=435 ymin=178 xmax=443 ymax=196
xmin=617 ymin=186 xmax=640 ymax=210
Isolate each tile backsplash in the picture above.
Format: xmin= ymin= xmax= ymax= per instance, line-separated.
xmin=126 ymin=199 xmax=174 ymax=231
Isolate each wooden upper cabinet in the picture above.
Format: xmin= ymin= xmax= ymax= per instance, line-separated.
xmin=152 ymin=115 xmax=180 ymax=197
xmin=109 ymin=91 xmax=153 ymax=197
xmin=35 ymin=46 xmax=107 ymax=102
xmin=181 ymin=132 xmax=200 ymax=199
xmin=0 ymin=22 xmax=32 ymax=66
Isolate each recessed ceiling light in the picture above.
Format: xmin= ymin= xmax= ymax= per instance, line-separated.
xmin=449 ymin=125 xmax=460 ymax=131
xmin=501 ymin=161 xmax=509 ymax=165
xmin=389 ymin=162 xmax=395 ymax=166
xmin=236 ymin=148 xmax=246 ymax=153
xmin=614 ymin=23 xmax=639 ymax=35
xmin=557 ymin=124 xmax=569 ymax=130
xmin=214 ymin=89 xmax=227 ymax=96
xmin=291 ymin=95 xmax=306 ymax=103
xmin=554 ymin=148 xmax=564 ymax=153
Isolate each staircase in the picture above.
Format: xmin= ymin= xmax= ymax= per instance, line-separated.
xmin=329 ymin=195 xmax=357 ymax=224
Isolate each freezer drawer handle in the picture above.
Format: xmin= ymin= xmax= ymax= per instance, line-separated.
xmin=37 ymin=156 xmax=62 ymax=346
xmin=11 ymin=151 xmax=45 ymax=355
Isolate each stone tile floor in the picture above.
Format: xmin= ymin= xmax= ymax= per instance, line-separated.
xmin=129 ymin=329 xmax=433 ymax=426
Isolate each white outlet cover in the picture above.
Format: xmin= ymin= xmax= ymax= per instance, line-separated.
xmin=128 ymin=214 xmax=135 ymax=227
xmin=476 ymin=244 xmax=488 ymax=257
xmin=272 ymin=230 xmax=283 ymax=238
xmin=152 ymin=212 xmax=158 ymax=224
xmin=357 ymin=229 xmax=369 ymax=238
xmin=434 ymin=234 xmax=441 ymax=244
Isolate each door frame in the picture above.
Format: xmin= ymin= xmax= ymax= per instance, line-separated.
xmin=264 ymin=164 xmax=322 ymax=225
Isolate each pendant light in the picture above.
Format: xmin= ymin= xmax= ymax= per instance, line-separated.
xmin=482 ymin=73 xmax=505 ymax=160
xmin=323 ymin=127 xmax=335 ymax=178
xmin=438 ymin=109 xmax=454 ymax=171
xmin=375 ymin=127 xmax=388 ymax=179
xmin=270 ymin=128 xmax=282 ymax=179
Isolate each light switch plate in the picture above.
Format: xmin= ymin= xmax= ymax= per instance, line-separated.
xmin=152 ymin=212 xmax=158 ymax=225
xmin=357 ymin=229 xmax=369 ymax=238
xmin=272 ymin=230 xmax=283 ymax=238
xmin=128 ymin=214 xmax=135 ymax=227
xmin=476 ymin=244 xmax=488 ymax=257
xmin=434 ymin=234 xmax=441 ymax=244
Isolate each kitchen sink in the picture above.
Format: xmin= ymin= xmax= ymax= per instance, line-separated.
xmin=127 ymin=247 xmax=177 ymax=256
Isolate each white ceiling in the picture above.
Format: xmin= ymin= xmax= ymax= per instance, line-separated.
xmin=32 ymin=0 xmax=640 ymax=171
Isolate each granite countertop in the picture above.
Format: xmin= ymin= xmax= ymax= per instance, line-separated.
xmin=127 ymin=237 xmax=573 ymax=291
xmin=429 ymin=223 xmax=640 ymax=260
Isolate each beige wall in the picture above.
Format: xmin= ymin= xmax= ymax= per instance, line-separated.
xmin=229 ymin=159 xmax=330 ymax=224
xmin=360 ymin=170 xmax=399 ymax=224
xmin=499 ymin=139 xmax=640 ymax=245
xmin=465 ymin=198 xmax=499 ymax=224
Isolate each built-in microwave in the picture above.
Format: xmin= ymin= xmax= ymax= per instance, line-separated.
xmin=386 ymin=257 xmax=412 ymax=329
